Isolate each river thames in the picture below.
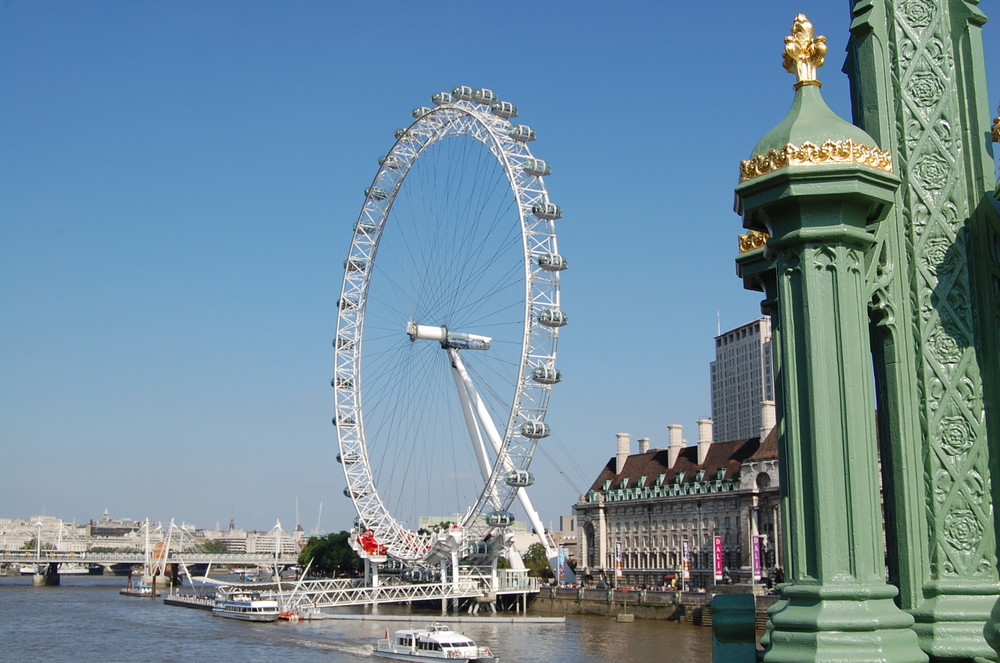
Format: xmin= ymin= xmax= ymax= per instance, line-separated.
xmin=1 ymin=575 xmax=712 ymax=662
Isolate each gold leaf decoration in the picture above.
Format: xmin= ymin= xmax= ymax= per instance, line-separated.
xmin=739 ymin=139 xmax=894 ymax=182
xmin=782 ymin=14 xmax=827 ymax=87
xmin=738 ymin=230 xmax=770 ymax=254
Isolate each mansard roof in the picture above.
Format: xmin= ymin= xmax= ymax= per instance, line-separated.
xmin=587 ymin=432 xmax=772 ymax=494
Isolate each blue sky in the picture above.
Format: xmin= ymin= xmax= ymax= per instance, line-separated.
xmin=2 ymin=1 xmax=998 ymax=533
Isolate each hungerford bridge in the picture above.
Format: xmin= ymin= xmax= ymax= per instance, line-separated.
xmin=2 ymin=544 xmax=543 ymax=613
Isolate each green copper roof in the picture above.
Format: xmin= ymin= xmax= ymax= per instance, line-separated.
xmin=751 ymin=85 xmax=877 ymax=157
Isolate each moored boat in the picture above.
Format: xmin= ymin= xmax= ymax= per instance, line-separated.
xmin=212 ymin=592 xmax=280 ymax=622
xmin=119 ymin=584 xmax=159 ymax=597
xmin=374 ymin=625 xmax=498 ymax=662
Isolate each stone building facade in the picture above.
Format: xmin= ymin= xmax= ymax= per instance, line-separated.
xmin=572 ymin=411 xmax=780 ymax=590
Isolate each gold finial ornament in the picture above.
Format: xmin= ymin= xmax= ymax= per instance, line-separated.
xmin=783 ymin=14 xmax=827 ymax=88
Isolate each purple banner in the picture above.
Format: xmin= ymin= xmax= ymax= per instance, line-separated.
xmin=752 ymin=535 xmax=762 ymax=581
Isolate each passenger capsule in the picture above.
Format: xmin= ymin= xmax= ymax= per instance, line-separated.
xmin=365 ymin=187 xmax=387 ymax=201
xmin=338 ymin=297 xmax=359 ymax=310
xmin=394 ymin=128 xmax=419 ymax=143
xmin=490 ymin=101 xmax=518 ymax=119
xmin=504 ymin=470 xmax=535 ymax=488
xmin=521 ymin=158 xmax=551 ymax=177
xmin=344 ymin=258 xmax=367 ymax=272
xmin=507 ymin=125 xmax=536 ymax=142
xmin=336 ymin=452 xmax=360 ymax=464
xmin=537 ymin=309 xmax=568 ymax=328
xmin=343 ymin=487 xmax=366 ymax=499
xmin=378 ymin=155 xmax=403 ymax=169
xmin=532 ymin=203 xmax=562 ymax=220
xmin=520 ymin=421 xmax=551 ymax=439
xmin=431 ymin=92 xmax=453 ymax=106
xmin=485 ymin=511 xmax=515 ymax=527
xmin=334 ymin=336 xmax=355 ymax=350
xmin=332 ymin=416 xmax=356 ymax=427
xmin=331 ymin=376 xmax=354 ymax=389
xmin=472 ymin=88 xmax=497 ymax=105
xmin=355 ymin=221 xmax=377 ymax=235
xmin=531 ymin=367 xmax=562 ymax=384
xmin=537 ymin=254 xmax=568 ymax=271
xmin=451 ymin=85 xmax=475 ymax=101
xmin=412 ymin=106 xmax=432 ymax=119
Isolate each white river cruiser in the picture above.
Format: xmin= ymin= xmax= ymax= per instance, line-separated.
xmin=374 ymin=625 xmax=498 ymax=662
xmin=211 ymin=592 xmax=280 ymax=622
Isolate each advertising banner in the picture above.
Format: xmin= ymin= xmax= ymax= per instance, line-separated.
xmin=681 ymin=539 xmax=690 ymax=581
xmin=615 ymin=540 xmax=623 ymax=578
xmin=713 ymin=536 xmax=723 ymax=582
xmin=752 ymin=535 xmax=762 ymax=581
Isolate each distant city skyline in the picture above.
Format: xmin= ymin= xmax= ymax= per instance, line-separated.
xmin=2 ymin=2 xmax=997 ymax=531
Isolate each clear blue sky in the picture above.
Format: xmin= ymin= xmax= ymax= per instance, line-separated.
xmin=2 ymin=2 xmax=998 ymax=532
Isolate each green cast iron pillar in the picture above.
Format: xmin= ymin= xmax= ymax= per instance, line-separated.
xmin=735 ymin=16 xmax=927 ymax=663
xmin=845 ymin=2 xmax=1000 ymax=659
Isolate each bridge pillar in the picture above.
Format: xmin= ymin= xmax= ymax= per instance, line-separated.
xmin=735 ymin=14 xmax=926 ymax=663
xmin=844 ymin=2 xmax=1000 ymax=659
xmin=32 ymin=563 xmax=59 ymax=586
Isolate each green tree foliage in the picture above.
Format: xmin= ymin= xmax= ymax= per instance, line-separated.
xmin=200 ymin=540 xmax=229 ymax=553
xmin=298 ymin=531 xmax=362 ymax=577
xmin=522 ymin=542 xmax=553 ymax=579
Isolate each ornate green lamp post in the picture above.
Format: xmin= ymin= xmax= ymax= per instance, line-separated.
xmin=735 ymin=15 xmax=927 ymax=663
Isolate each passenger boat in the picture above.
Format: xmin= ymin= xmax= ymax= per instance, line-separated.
xmin=119 ymin=584 xmax=159 ymax=597
xmin=374 ymin=625 xmax=498 ymax=662
xmin=211 ymin=592 xmax=280 ymax=622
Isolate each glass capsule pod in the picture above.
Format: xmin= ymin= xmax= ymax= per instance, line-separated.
xmin=467 ymin=541 xmax=491 ymax=555
xmin=333 ymin=336 xmax=355 ymax=350
xmin=521 ymin=158 xmax=551 ymax=177
xmin=365 ymin=186 xmax=387 ymax=200
xmin=355 ymin=221 xmax=377 ymax=235
xmin=537 ymin=253 xmax=568 ymax=271
xmin=332 ymin=376 xmax=354 ymax=389
xmin=343 ymin=487 xmax=366 ymax=499
xmin=520 ymin=421 xmax=551 ymax=439
xmin=485 ymin=511 xmax=515 ymax=527
xmin=504 ymin=470 xmax=535 ymax=487
xmin=412 ymin=106 xmax=432 ymax=119
xmin=338 ymin=297 xmax=359 ymax=310
xmin=531 ymin=367 xmax=562 ymax=384
xmin=431 ymin=92 xmax=453 ymax=106
xmin=336 ymin=452 xmax=360 ymax=464
xmin=451 ymin=85 xmax=475 ymax=101
xmin=490 ymin=101 xmax=518 ymax=119
xmin=507 ymin=125 xmax=536 ymax=142
xmin=472 ymin=88 xmax=497 ymax=105
xmin=531 ymin=203 xmax=562 ymax=220
xmin=394 ymin=128 xmax=420 ymax=143
xmin=344 ymin=258 xmax=367 ymax=272
xmin=332 ymin=416 xmax=356 ymax=427
xmin=537 ymin=309 xmax=568 ymax=327
xmin=378 ymin=155 xmax=403 ymax=169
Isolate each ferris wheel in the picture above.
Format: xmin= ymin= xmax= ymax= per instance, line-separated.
xmin=332 ymin=86 xmax=568 ymax=565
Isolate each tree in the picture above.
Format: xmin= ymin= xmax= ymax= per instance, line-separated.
xmin=200 ymin=540 xmax=229 ymax=553
xmin=298 ymin=531 xmax=362 ymax=577
xmin=522 ymin=543 xmax=553 ymax=579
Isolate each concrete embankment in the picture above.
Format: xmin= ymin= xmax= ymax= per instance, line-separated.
xmin=530 ymin=586 xmax=777 ymax=630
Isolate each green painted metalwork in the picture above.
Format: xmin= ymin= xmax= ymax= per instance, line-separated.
xmin=845 ymin=1 xmax=1000 ymax=660
xmin=737 ymin=77 xmax=926 ymax=661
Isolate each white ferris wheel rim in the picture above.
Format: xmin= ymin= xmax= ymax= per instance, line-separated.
xmin=332 ymin=88 xmax=565 ymax=563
